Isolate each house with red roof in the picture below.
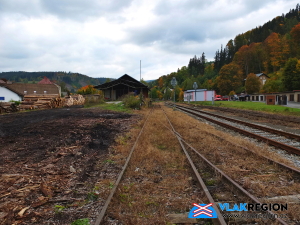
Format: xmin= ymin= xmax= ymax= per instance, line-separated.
xmin=0 ymin=77 xmax=60 ymax=102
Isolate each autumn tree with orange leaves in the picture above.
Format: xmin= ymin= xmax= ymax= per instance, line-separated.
xmin=216 ymin=63 xmax=243 ymax=95
xmin=77 ymin=85 xmax=102 ymax=95
xmin=158 ymin=77 xmax=164 ymax=88
xmin=291 ymin=23 xmax=300 ymax=57
xmin=263 ymin=32 xmax=283 ymax=72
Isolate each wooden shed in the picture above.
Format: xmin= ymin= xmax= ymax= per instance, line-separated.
xmin=94 ymin=74 xmax=149 ymax=100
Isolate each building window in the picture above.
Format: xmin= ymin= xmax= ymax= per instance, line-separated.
xmin=260 ymin=96 xmax=263 ymax=101
xmin=24 ymin=91 xmax=27 ymax=94
xmin=34 ymin=91 xmax=36 ymax=94
xmin=290 ymin=94 xmax=294 ymax=101
xmin=44 ymin=91 xmax=47 ymax=94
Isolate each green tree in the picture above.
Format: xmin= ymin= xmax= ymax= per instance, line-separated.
xmin=150 ymin=87 xmax=158 ymax=99
xmin=262 ymin=77 xmax=284 ymax=93
xmin=245 ymin=73 xmax=261 ymax=94
xmin=170 ymin=86 xmax=181 ymax=102
xmin=163 ymin=87 xmax=172 ymax=100
xmin=282 ymin=58 xmax=300 ymax=91
xmin=181 ymin=78 xmax=193 ymax=90
xmin=216 ymin=63 xmax=243 ymax=95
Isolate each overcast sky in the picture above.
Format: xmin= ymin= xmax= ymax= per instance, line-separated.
xmin=0 ymin=0 xmax=299 ymax=81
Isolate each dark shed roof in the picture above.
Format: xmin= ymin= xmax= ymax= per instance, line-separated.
xmin=94 ymin=74 xmax=149 ymax=90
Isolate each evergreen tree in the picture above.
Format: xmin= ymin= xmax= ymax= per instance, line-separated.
xmin=283 ymin=58 xmax=300 ymax=91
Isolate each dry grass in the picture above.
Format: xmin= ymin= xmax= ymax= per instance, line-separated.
xmin=98 ymin=103 xmax=300 ymax=223
xmin=104 ymin=106 xmax=206 ymax=224
xmin=163 ymin=104 xmax=300 ymax=221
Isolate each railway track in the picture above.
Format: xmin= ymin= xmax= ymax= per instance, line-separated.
xmin=167 ymin=103 xmax=300 ymax=156
xmin=161 ymin=106 xmax=287 ymax=225
xmin=190 ymin=104 xmax=300 ymax=124
xmin=94 ymin=107 xmax=154 ymax=225
xmin=94 ymin=104 xmax=299 ymax=224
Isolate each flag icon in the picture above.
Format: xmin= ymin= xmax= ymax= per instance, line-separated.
xmin=188 ymin=203 xmax=218 ymax=218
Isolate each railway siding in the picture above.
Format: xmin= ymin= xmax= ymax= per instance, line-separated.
xmin=172 ymin=103 xmax=300 ymax=168
xmin=163 ymin=104 xmax=300 ymax=224
xmin=1 ymin=103 xmax=300 ymax=224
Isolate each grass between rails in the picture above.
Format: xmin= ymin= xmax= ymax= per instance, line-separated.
xmin=165 ymin=105 xmax=300 ymax=221
xmin=104 ymin=105 xmax=205 ymax=224
xmin=92 ymin=103 xmax=299 ymax=223
xmin=192 ymin=101 xmax=300 ymax=116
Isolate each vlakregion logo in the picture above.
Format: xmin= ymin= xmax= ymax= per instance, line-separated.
xmin=188 ymin=203 xmax=218 ymax=218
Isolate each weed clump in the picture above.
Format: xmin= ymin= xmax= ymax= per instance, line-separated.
xmin=122 ymin=94 xmax=141 ymax=109
xmin=71 ymin=218 xmax=90 ymax=225
xmin=54 ymin=205 xmax=66 ymax=214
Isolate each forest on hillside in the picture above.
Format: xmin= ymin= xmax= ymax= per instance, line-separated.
xmin=150 ymin=4 xmax=300 ymax=100
xmin=0 ymin=71 xmax=110 ymax=93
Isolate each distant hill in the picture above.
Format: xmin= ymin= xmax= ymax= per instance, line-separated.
xmin=96 ymin=77 xmax=116 ymax=83
xmin=145 ymin=79 xmax=155 ymax=83
xmin=0 ymin=71 xmax=113 ymax=93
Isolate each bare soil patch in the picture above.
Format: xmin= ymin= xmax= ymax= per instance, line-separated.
xmin=0 ymin=108 xmax=138 ymax=225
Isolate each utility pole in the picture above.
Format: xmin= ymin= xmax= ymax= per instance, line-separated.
xmin=171 ymin=77 xmax=177 ymax=110
xmin=140 ymin=60 xmax=141 ymax=81
xmin=193 ymin=82 xmax=198 ymax=102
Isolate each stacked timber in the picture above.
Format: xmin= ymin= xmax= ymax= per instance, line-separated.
xmin=64 ymin=95 xmax=85 ymax=107
xmin=19 ymin=94 xmax=64 ymax=110
xmin=0 ymin=102 xmax=19 ymax=113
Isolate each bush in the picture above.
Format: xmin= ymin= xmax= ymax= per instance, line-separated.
xmin=84 ymin=95 xmax=104 ymax=107
xmin=122 ymin=94 xmax=141 ymax=109
xmin=9 ymin=100 xmax=21 ymax=105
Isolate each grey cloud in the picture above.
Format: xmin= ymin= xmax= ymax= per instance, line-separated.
xmin=126 ymin=0 xmax=283 ymax=55
xmin=1 ymin=0 xmax=299 ymax=80
xmin=40 ymin=0 xmax=134 ymax=21
xmin=154 ymin=0 xmax=276 ymax=21
xmin=125 ymin=15 xmax=210 ymax=46
xmin=125 ymin=14 xmax=232 ymax=53
xmin=0 ymin=0 xmax=42 ymax=18
xmin=0 ymin=0 xmax=133 ymax=20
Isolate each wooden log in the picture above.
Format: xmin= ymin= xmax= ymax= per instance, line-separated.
xmin=0 ymin=102 xmax=13 ymax=106
xmin=24 ymin=94 xmax=59 ymax=98
xmin=23 ymin=98 xmax=39 ymax=101
xmin=36 ymin=100 xmax=50 ymax=104
xmin=21 ymin=102 xmax=35 ymax=105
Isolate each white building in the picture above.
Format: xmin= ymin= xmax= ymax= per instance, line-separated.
xmin=0 ymin=77 xmax=60 ymax=102
xmin=184 ymin=89 xmax=215 ymax=102
xmin=0 ymin=85 xmax=23 ymax=102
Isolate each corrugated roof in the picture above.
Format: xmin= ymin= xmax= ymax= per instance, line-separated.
xmin=94 ymin=74 xmax=149 ymax=90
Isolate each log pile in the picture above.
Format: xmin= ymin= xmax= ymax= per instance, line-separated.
xmin=0 ymin=102 xmax=19 ymax=113
xmin=1 ymin=94 xmax=85 ymax=112
xmin=64 ymin=95 xmax=85 ymax=107
xmin=19 ymin=95 xmax=64 ymax=110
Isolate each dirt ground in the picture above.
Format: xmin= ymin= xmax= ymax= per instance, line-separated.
xmin=0 ymin=107 xmax=138 ymax=225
